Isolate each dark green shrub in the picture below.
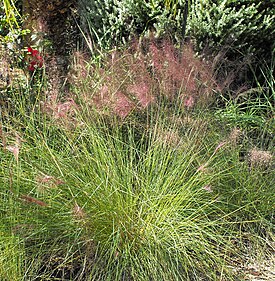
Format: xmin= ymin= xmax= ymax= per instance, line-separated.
xmin=78 ymin=0 xmax=188 ymax=49
xmin=187 ymin=0 xmax=274 ymax=64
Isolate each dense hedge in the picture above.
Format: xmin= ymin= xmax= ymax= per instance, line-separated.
xmin=78 ymin=0 xmax=188 ymax=49
xmin=78 ymin=0 xmax=274 ymax=68
xmin=187 ymin=0 xmax=274 ymax=63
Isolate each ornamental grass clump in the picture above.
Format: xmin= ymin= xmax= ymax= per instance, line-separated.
xmin=1 ymin=106 xmax=238 ymax=280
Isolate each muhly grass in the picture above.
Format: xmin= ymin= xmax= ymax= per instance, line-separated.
xmin=1 ymin=75 xmax=274 ymax=280
xmin=3 ymin=96 xmax=273 ymax=280
xmin=68 ymin=38 xmax=217 ymax=121
xmin=0 ymin=38 xmax=274 ymax=280
xmin=0 ymin=103 xmax=246 ymax=280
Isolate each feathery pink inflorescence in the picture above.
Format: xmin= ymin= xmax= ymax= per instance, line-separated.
xmin=114 ymin=92 xmax=134 ymax=118
xmin=68 ymin=38 xmax=216 ymax=119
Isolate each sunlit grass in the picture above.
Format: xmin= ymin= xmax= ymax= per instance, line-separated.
xmin=0 ymin=39 xmax=274 ymax=280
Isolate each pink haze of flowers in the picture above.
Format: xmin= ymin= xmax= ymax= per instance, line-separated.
xmin=127 ymin=82 xmax=154 ymax=108
xmin=69 ymin=38 xmax=216 ymax=119
xmin=42 ymin=95 xmax=77 ymax=120
xmin=114 ymin=92 xmax=134 ymax=118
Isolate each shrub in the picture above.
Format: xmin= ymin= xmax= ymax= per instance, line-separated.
xmin=78 ymin=0 xmax=188 ymax=49
xmin=187 ymin=0 xmax=274 ymax=66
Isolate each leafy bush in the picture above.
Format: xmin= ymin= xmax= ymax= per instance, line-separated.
xmin=187 ymin=0 xmax=275 ymax=64
xmin=78 ymin=0 xmax=188 ymax=49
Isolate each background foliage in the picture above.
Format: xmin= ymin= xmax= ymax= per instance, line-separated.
xmin=78 ymin=0 xmax=187 ymax=49
xmin=187 ymin=0 xmax=274 ymax=67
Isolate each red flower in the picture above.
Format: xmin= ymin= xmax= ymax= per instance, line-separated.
xmin=28 ymin=61 xmax=36 ymax=71
xmin=27 ymin=46 xmax=44 ymax=71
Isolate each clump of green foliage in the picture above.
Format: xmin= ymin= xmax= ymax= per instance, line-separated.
xmin=0 ymin=1 xmax=274 ymax=280
xmin=0 ymin=0 xmax=29 ymax=47
xmin=187 ymin=0 xmax=274 ymax=64
xmin=1 ymin=37 xmax=274 ymax=279
xmin=78 ymin=0 xmax=187 ymax=49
